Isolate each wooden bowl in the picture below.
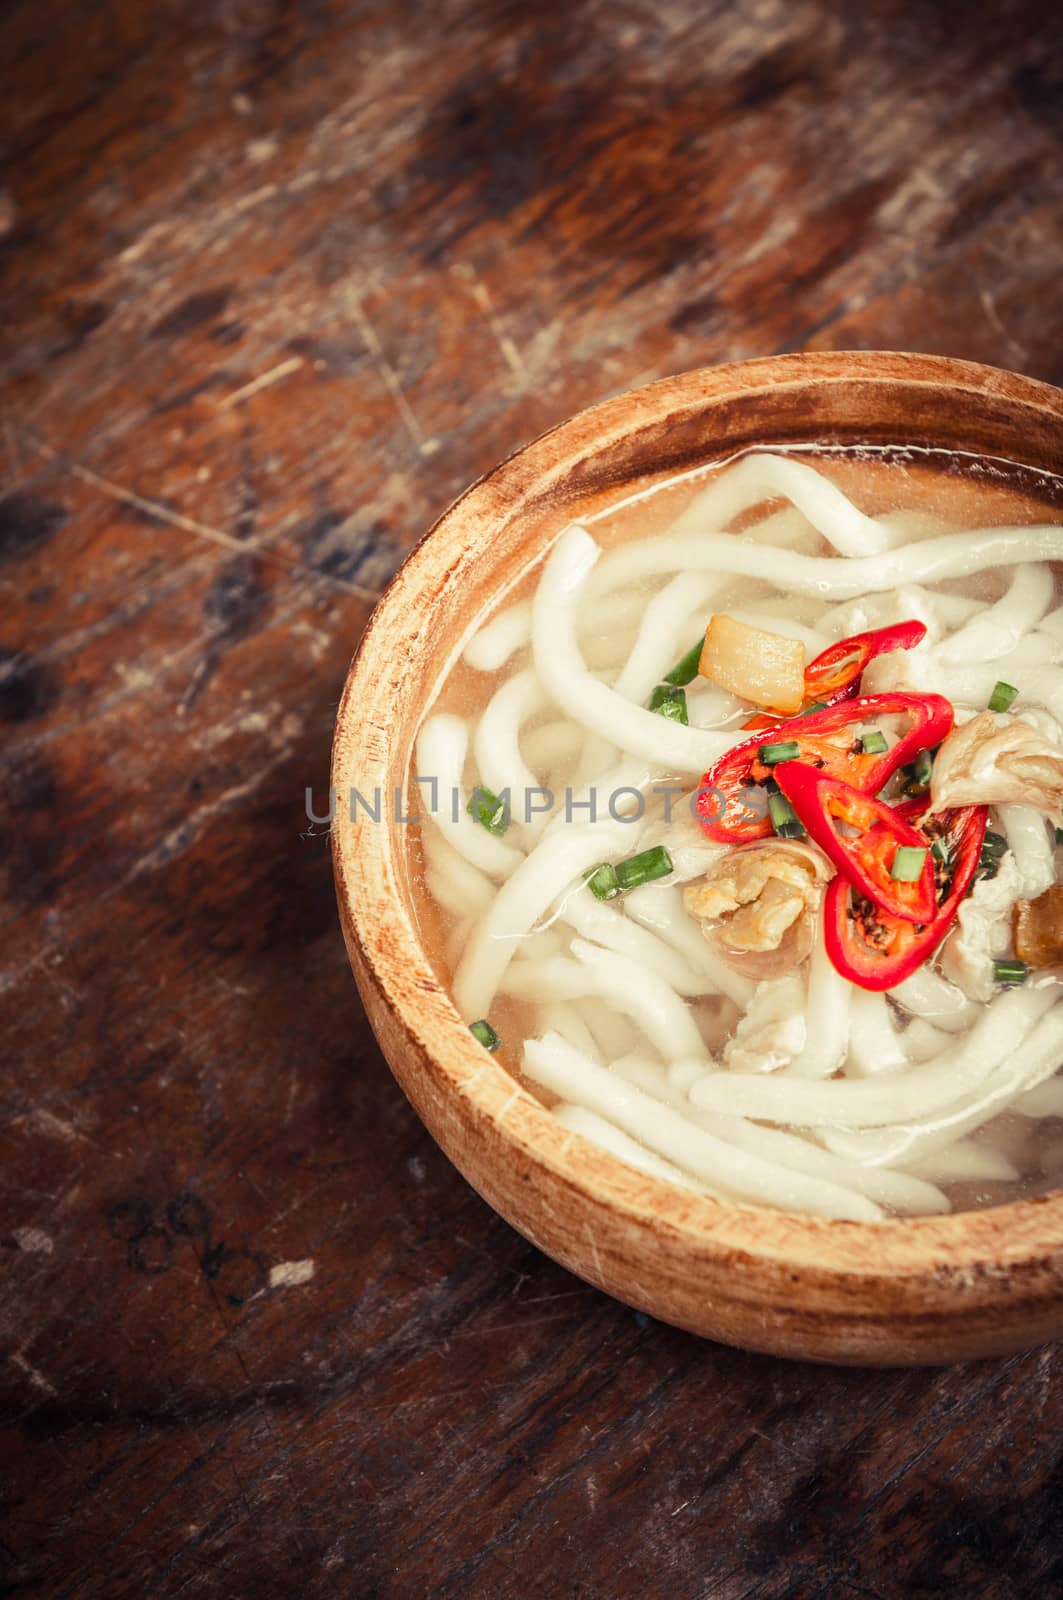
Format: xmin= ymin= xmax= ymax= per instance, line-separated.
xmin=332 ymin=351 xmax=1063 ymax=1366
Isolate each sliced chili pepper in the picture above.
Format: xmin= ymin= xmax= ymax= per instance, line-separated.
xmin=774 ymin=762 xmax=937 ymax=923
xmin=695 ymin=692 xmax=954 ymax=843
xmin=804 ymin=619 xmax=927 ymax=706
xmin=823 ymin=804 xmax=988 ymax=990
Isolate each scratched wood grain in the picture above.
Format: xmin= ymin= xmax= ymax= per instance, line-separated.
xmin=3 ymin=0 xmax=1063 ymax=1595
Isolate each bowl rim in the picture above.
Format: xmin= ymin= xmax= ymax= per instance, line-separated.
xmin=332 ymin=349 xmax=1063 ymax=1280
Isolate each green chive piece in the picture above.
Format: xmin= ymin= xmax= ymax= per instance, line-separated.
xmin=768 ymin=792 xmax=805 ymax=839
xmin=890 ymin=845 xmax=928 ymax=882
xmin=992 ymin=959 xmax=1028 ymax=986
xmin=931 ymin=837 xmax=950 ymax=863
xmin=988 ymin=680 xmax=1018 ymax=713
xmin=758 ymin=739 xmax=800 ymax=766
xmin=648 ymin=683 xmax=689 ymax=725
xmin=664 ymin=638 xmax=704 ymax=687
xmin=469 ymin=1019 xmax=501 ymax=1051
xmin=913 ymin=749 xmax=933 ymax=785
xmin=583 ymin=863 xmax=620 ymax=901
xmin=901 ymin=748 xmax=933 ymax=796
xmin=981 ymin=830 xmax=1008 ymax=857
xmin=799 ymin=702 xmax=828 ymax=716
xmin=615 ymin=845 xmax=674 ymax=891
xmin=468 ymin=787 xmax=509 ymax=836
xmin=859 ymin=730 xmax=888 ymax=755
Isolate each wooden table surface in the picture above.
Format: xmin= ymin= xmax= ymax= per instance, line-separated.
xmin=3 ymin=2 xmax=1063 ymax=1595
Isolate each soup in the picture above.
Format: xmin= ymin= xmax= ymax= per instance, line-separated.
xmin=410 ymin=446 xmax=1063 ymax=1220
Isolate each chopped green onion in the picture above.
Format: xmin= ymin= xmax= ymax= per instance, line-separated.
xmin=469 ymin=1019 xmax=501 ymax=1051
xmin=615 ymin=845 xmax=674 ymax=891
xmin=583 ymin=863 xmax=620 ymax=901
xmin=992 ymin=959 xmax=1028 ymax=986
xmin=648 ymin=683 xmax=689 ymax=725
xmin=758 ymin=739 xmax=800 ymax=766
xmin=664 ymin=638 xmax=704 ymax=687
xmin=890 ymin=845 xmax=928 ymax=882
xmin=931 ymin=837 xmax=950 ymax=863
xmin=467 ymin=787 xmax=509 ymax=836
xmin=799 ymin=702 xmax=828 ymax=717
xmin=977 ymin=833 xmax=1008 ymax=880
xmin=859 ymin=730 xmax=888 ymax=755
xmin=901 ymin=748 xmax=933 ymax=796
xmin=768 ymin=792 xmax=805 ymax=839
xmin=988 ymin=680 xmax=1018 ymax=713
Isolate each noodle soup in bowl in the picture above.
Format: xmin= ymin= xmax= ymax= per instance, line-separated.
xmin=332 ymin=351 xmax=1063 ymax=1365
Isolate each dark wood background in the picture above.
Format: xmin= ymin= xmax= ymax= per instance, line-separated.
xmin=3 ymin=1 xmax=1063 ymax=1595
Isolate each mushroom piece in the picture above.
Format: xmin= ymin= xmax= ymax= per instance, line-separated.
xmin=929 ymin=710 xmax=1063 ymax=821
xmin=1014 ymin=884 xmax=1063 ymax=970
xmin=682 ymin=839 xmax=833 ymax=976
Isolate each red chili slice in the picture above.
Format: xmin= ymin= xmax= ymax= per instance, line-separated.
xmin=774 ymin=763 xmax=937 ymax=923
xmin=695 ymin=692 xmax=954 ymax=843
xmin=804 ymin=619 xmax=927 ymax=705
xmin=823 ymin=804 xmax=988 ymax=990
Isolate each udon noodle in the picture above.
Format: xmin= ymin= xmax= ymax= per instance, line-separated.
xmin=413 ymin=447 xmax=1063 ymax=1220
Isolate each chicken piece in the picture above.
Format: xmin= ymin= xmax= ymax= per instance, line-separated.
xmin=940 ymin=851 xmax=1023 ymax=1002
xmin=683 ymin=840 xmax=832 ymax=972
xmin=722 ymin=973 xmax=807 ymax=1074
xmin=929 ymin=711 xmax=1063 ymax=821
xmin=1014 ymin=884 xmax=1063 ymax=970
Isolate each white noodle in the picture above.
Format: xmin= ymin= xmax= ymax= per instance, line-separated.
xmin=816 ymin=587 xmax=982 ymax=643
xmin=558 ymin=887 xmax=713 ymax=996
xmin=668 ymin=451 xmax=898 ymax=557
xmin=614 ymin=1057 xmax=947 ymax=1214
xmin=540 ymin=1004 xmax=603 ymax=1062
xmin=578 ymin=998 xmax=643 ymax=1061
xmin=935 ymin=562 xmax=1054 ymax=663
xmin=473 ymin=670 xmax=547 ymax=835
xmin=452 ymin=816 xmax=638 ymax=1018
xmin=998 ymin=804 xmax=1056 ymax=898
xmin=416 ymin=714 xmax=525 ymax=880
xmin=553 ymin=1103 xmax=713 ymax=1194
xmin=788 ymin=918 xmax=851 ymax=1079
xmin=900 ymin=1140 xmax=1020 ymax=1184
xmin=523 ymin=1033 xmax=884 ymax=1220
xmin=612 ymin=573 xmax=720 ymax=703
xmin=464 ymin=601 xmax=531 ymax=671
xmin=688 ymin=986 xmax=1054 ymax=1126
xmin=844 ymin=990 xmax=909 ymax=1077
xmin=532 ymin=526 xmax=748 ymax=772
xmin=820 ymin=1003 xmax=1063 ymax=1168
xmin=623 ymin=882 xmax=755 ymax=1008
xmin=593 ymin=523 xmax=1063 ymax=602
xmin=890 ymin=966 xmax=978 ymax=1032
xmin=937 ymin=661 xmax=1063 ymax=718
xmin=567 ymin=939 xmax=708 ymax=1058
xmin=420 ymin=827 xmax=496 ymax=918
xmin=500 ymin=943 xmax=706 ymax=1060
